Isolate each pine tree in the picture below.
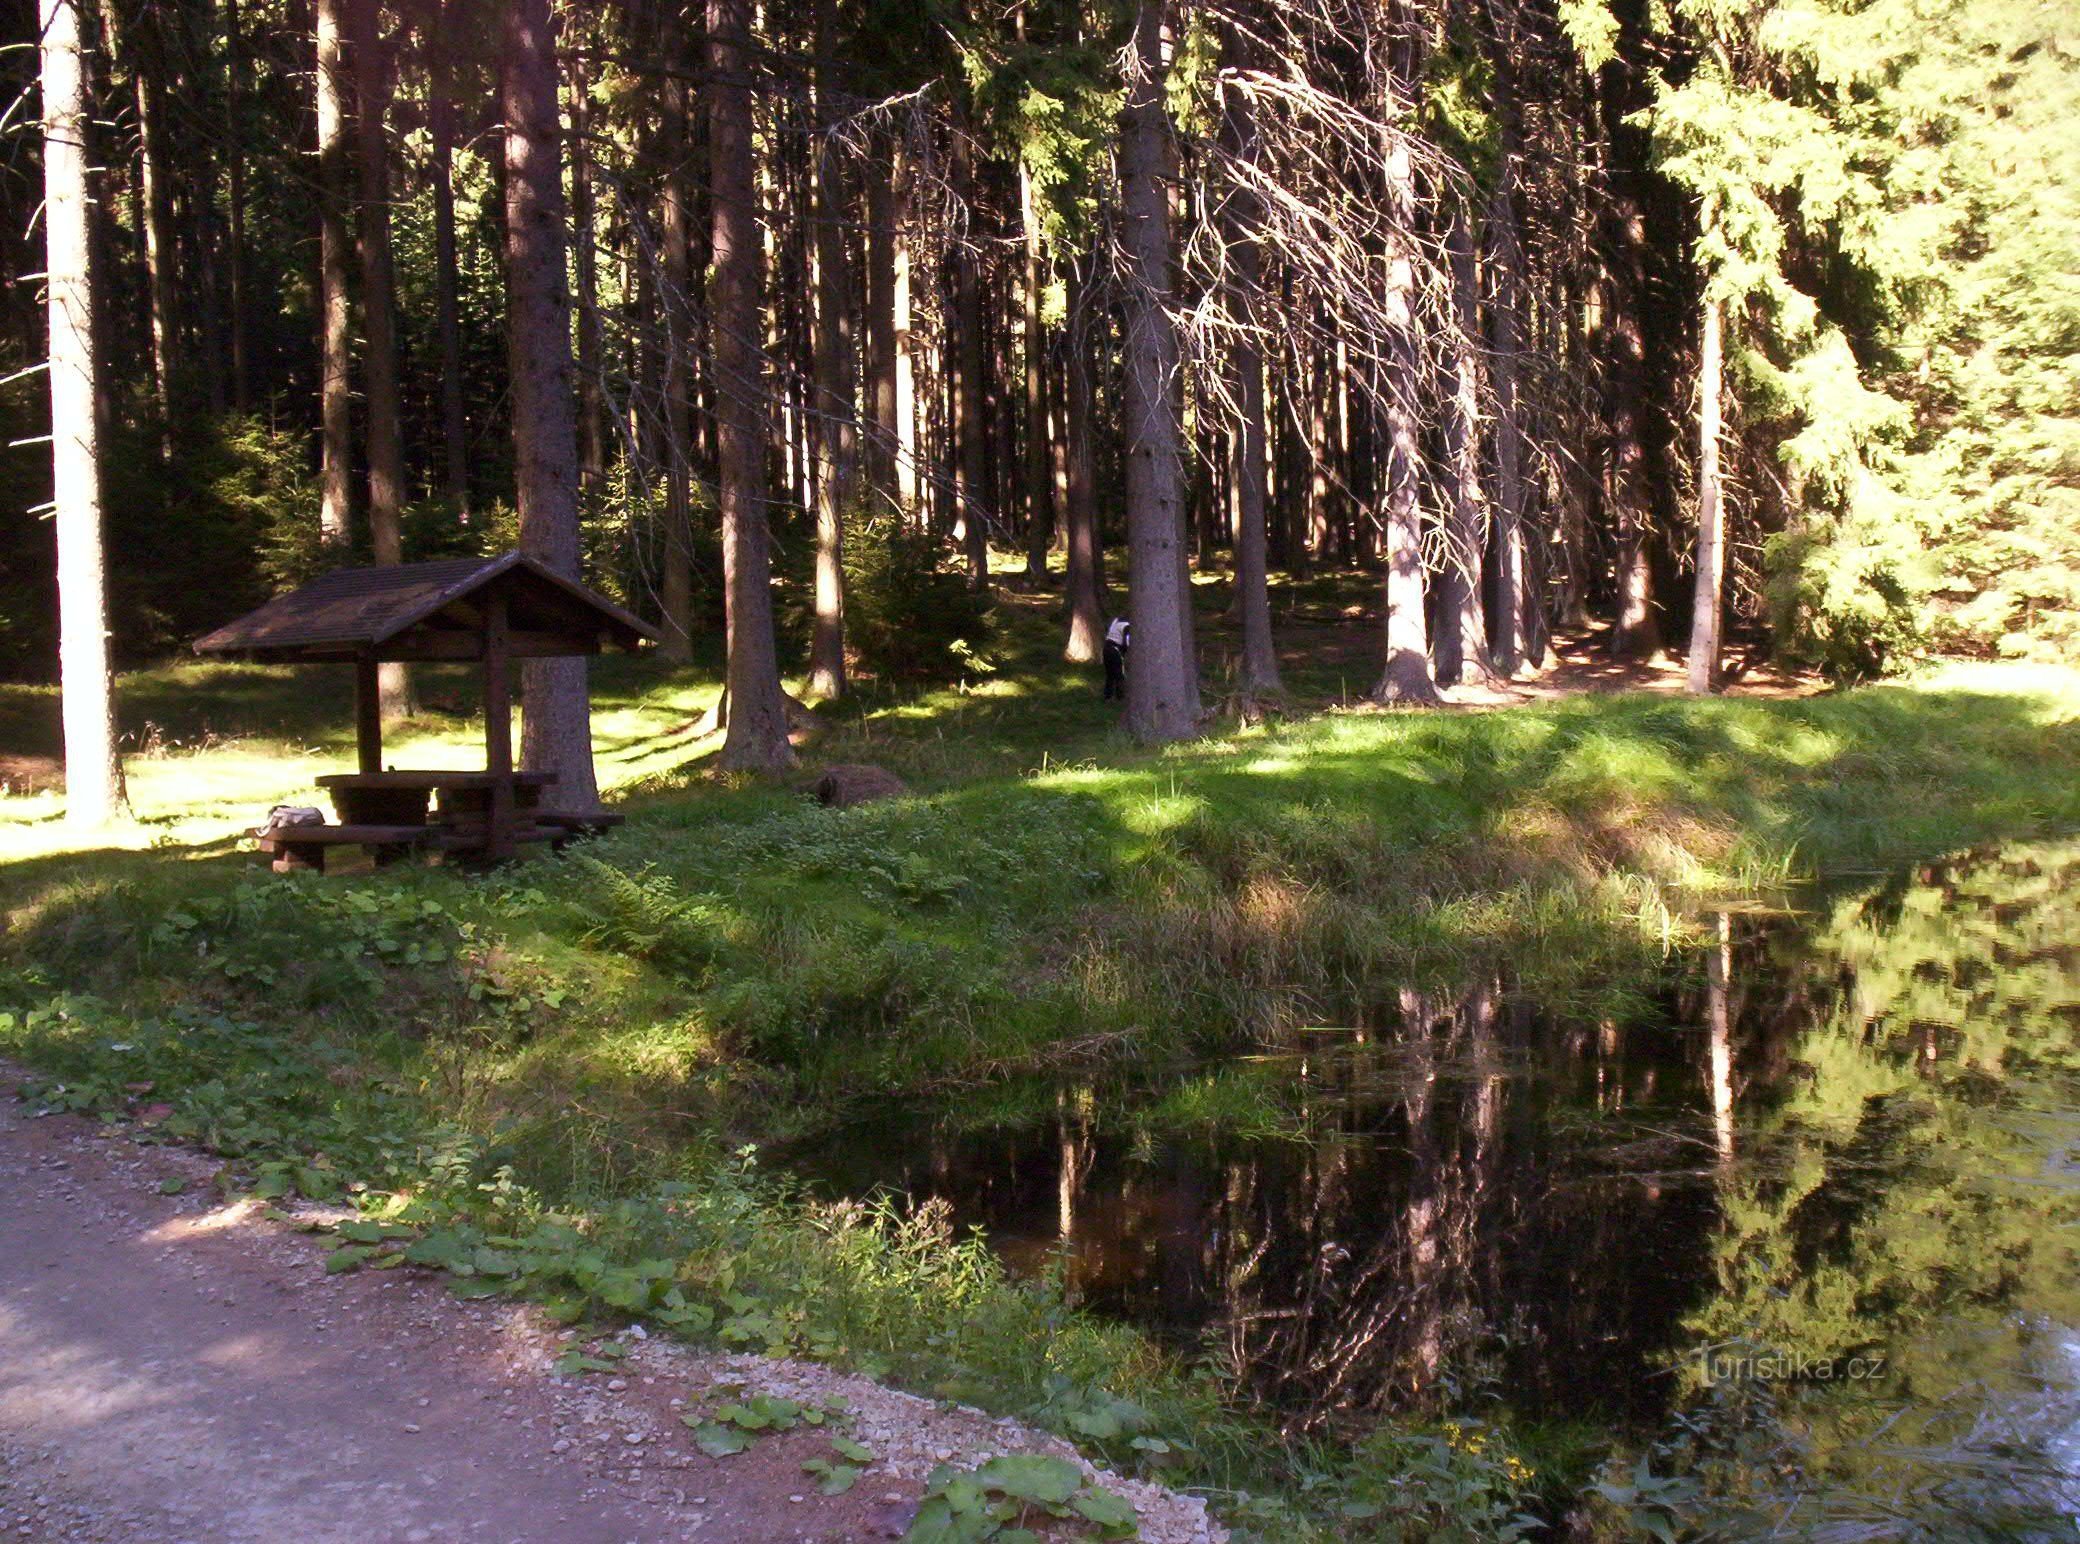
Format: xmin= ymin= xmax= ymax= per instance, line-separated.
xmin=1118 ymin=0 xmax=1201 ymax=743
xmin=709 ymin=0 xmax=795 ymax=772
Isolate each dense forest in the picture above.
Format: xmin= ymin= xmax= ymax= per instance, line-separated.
xmin=4 ymin=0 xmax=2078 ymax=806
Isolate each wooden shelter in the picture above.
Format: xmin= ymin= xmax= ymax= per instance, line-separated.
xmin=195 ymin=553 xmax=655 ymax=869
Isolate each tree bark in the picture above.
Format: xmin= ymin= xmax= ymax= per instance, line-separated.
xmin=1486 ymin=159 xmax=1533 ymax=677
xmin=44 ymin=0 xmax=119 ymax=828
xmin=1061 ymin=261 xmax=1104 ymax=662
xmin=709 ymin=0 xmax=794 ymax=771
xmin=1305 ymin=340 xmax=1330 ymax=564
xmin=354 ymin=0 xmax=410 ymax=719
xmin=568 ymin=41 xmax=606 ymax=503
xmin=1217 ymin=52 xmax=1280 ymax=697
xmin=1118 ymin=0 xmax=1200 ymax=742
xmin=806 ymin=8 xmax=853 ymax=702
xmin=223 ymin=0 xmax=250 ymax=411
xmin=658 ymin=74 xmax=695 ymax=662
xmin=502 ymin=0 xmax=598 ymax=808
xmin=863 ymin=151 xmax=898 ymax=511
xmin=315 ymin=0 xmax=352 ymax=545
xmin=1436 ymin=206 xmax=1496 ymax=687
xmin=1020 ymin=165 xmax=1052 ymax=584
xmin=430 ymin=8 xmax=469 ymax=516
xmin=131 ymin=30 xmax=177 ymax=438
xmin=1604 ymin=199 xmax=1662 ymax=659
xmin=892 ymin=158 xmax=919 ymax=518
xmin=1372 ymin=138 xmax=1440 ymax=706
xmin=951 ymin=127 xmax=990 ymax=592
xmin=1687 ymin=296 xmax=1725 ymax=695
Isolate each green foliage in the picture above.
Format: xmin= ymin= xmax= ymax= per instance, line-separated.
xmin=1333 ymin=1420 xmax=1543 ymax=1543
xmin=1763 ymin=499 xmax=1930 ymax=680
xmin=682 ymin=1390 xmax=860 ymax=1468
xmin=1556 ymin=0 xmax=1620 ymax=71
xmin=839 ymin=519 xmax=993 ymax=684
xmin=904 ymin=1454 xmax=1139 ymax=1542
xmin=954 ymin=19 xmax=1122 ymax=255
xmin=194 ymin=417 xmax=327 ymax=600
xmin=1647 ymin=0 xmax=2080 ymax=665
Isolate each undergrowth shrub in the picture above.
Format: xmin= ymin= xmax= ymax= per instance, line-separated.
xmin=839 ymin=519 xmax=992 ymax=683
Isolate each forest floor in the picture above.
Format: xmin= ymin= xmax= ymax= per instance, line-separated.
xmin=6 ymin=568 xmax=2080 ymax=1538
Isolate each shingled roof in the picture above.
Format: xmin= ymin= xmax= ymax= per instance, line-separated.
xmin=192 ymin=552 xmax=656 ymax=663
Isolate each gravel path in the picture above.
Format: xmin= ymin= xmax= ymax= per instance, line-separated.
xmin=0 ymin=1078 xmax=1221 ymax=1543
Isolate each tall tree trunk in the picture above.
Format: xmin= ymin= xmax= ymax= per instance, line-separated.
xmin=1687 ymin=296 xmax=1725 ymax=695
xmin=1305 ymin=340 xmax=1330 ymax=563
xmin=1061 ymin=262 xmax=1104 ymax=662
xmin=1118 ymin=0 xmax=1200 ymax=742
xmin=1372 ymin=138 xmax=1440 ymax=705
xmin=1218 ymin=52 xmax=1280 ymax=697
xmin=503 ymin=0 xmax=598 ymax=808
xmin=568 ymin=42 xmax=606 ymax=502
xmin=658 ymin=74 xmax=695 ymax=662
xmin=863 ymin=151 xmax=898 ymax=511
xmin=951 ymin=127 xmax=990 ymax=592
xmin=430 ymin=10 xmax=469 ymax=517
xmin=132 ymin=47 xmax=176 ymax=439
xmin=315 ymin=0 xmax=352 ymax=545
xmin=1604 ymin=199 xmax=1661 ymax=658
xmin=223 ymin=0 xmax=250 ymax=411
xmin=195 ymin=141 xmax=229 ymax=419
xmin=806 ymin=10 xmax=853 ymax=701
xmin=709 ymin=0 xmax=794 ymax=771
xmin=1436 ymin=207 xmax=1496 ymax=687
xmin=44 ymin=0 xmax=118 ymax=828
xmin=354 ymin=0 xmax=410 ymax=719
xmin=1486 ymin=159 xmax=1533 ymax=676
xmin=1020 ymin=165 xmax=1052 ymax=583
xmin=892 ymin=159 xmax=919 ymax=518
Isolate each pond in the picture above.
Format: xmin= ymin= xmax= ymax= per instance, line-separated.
xmin=790 ymin=839 xmax=2080 ymax=1507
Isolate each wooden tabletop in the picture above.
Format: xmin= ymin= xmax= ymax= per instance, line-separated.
xmin=316 ymin=769 xmax=559 ymax=790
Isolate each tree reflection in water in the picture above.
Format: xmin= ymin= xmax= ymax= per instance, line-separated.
xmin=794 ymin=840 xmax=2080 ymax=1464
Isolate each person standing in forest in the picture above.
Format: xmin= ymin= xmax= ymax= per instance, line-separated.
xmin=1103 ymin=615 xmax=1130 ymax=701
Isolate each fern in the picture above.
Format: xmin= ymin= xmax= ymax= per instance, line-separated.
xmin=570 ymin=856 xmax=723 ymax=981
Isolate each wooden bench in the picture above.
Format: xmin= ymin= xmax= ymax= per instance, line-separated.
xmin=430 ymin=809 xmax=624 ymax=859
xmin=251 ymin=822 xmax=434 ymax=874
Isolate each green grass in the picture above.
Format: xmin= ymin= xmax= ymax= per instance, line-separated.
xmin=7 ymin=579 xmax=2080 ymax=1538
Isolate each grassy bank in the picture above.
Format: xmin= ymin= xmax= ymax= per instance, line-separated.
xmin=6 ymin=595 xmax=2080 ymax=1535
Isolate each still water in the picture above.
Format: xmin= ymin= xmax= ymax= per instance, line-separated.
xmin=792 ymin=840 xmax=2080 ymax=1484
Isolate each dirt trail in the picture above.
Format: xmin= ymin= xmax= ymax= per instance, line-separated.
xmin=0 ymin=1083 xmax=1218 ymax=1543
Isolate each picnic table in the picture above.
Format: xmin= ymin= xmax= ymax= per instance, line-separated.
xmin=254 ymin=772 xmax=624 ymax=874
xmin=192 ymin=553 xmax=655 ymax=874
xmin=317 ymin=769 xmax=560 ymax=826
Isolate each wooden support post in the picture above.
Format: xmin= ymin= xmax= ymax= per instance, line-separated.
xmin=354 ymin=654 xmax=383 ymax=774
xmin=483 ymin=590 xmax=513 ymax=860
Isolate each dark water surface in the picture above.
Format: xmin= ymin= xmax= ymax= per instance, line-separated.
xmin=788 ymin=841 xmax=2080 ymax=1454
